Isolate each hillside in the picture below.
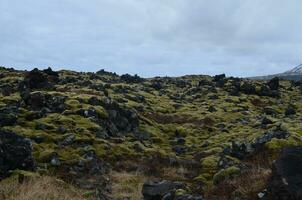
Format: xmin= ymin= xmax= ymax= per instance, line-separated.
xmin=249 ymin=64 xmax=302 ymax=81
xmin=1 ymin=67 xmax=302 ymax=200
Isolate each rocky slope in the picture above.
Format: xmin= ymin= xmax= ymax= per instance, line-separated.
xmin=1 ymin=66 xmax=302 ymax=200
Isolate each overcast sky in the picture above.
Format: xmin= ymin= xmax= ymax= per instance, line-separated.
xmin=1 ymin=0 xmax=302 ymax=77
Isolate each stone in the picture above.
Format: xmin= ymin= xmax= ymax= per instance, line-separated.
xmin=267 ymin=147 xmax=302 ymax=200
xmin=121 ymin=73 xmax=144 ymax=83
xmin=58 ymin=134 xmax=76 ymax=146
xmin=213 ymin=74 xmax=226 ymax=82
xmin=0 ymin=106 xmax=18 ymax=126
xmin=88 ymin=96 xmax=101 ymax=106
xmin=261 ymin=116 xmax=274 ymax=125
xmin=20 ymin=68 xmax=58 ymax=90
xmin=240 ymin=82 xmax=256 ymax=94
xmin=142 ymin=180 xmax=185 ymax=200
xmin=268 ymin=77 xmax=280 ymax=90
xmin=285 ymin=105 xmax=296 ymax=116
xmin=0 ymin=129 xmax=35 ymax=180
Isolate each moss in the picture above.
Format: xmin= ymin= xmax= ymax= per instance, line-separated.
xmin=175 ymin=189 xmax=186 ymax=197
xmin=213 ymin=166 xmax=241 ymax=185
xmin=201 ymin=155 xmax=219 ymax=170
xmin=94 ymin=106 xmax=108 ymax=118
xmin=266 ymin=134 xmax=302 ymax=152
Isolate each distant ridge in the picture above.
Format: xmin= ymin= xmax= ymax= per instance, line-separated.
xmin=249 ymin=64 xmax=302 ymax=81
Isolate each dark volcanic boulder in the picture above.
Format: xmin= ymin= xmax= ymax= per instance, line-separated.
xmin=20 ymin=68 xmax=59 ymax=90
xmin=121 ymin=73 xmax=144 ymax=83
xmin=101 ymin=99 xmax=139 ymax=135
xmin=240 ymin=82 xmax=256 ymax=94
xmin=0 ymin=129 xmax=35 ymax=180
xmin=285 ymin=105 xmax=296 ymax=116
xmin=267 ymin=147 xmax=302 ymax=200
xmin=21 ymin=91 xmax=66 ymax=112
xmin=258 ymin=85 xmax=280 ymax=98
xmin=0 ymin=106 xmax=18 ymax=126
xmin=268 ymin=77 xmax=280 ymax=90
xmin=142 ymin=180 xmax=185 ymax=200
xmin=213 ymin=74 xmax=226 ymax=82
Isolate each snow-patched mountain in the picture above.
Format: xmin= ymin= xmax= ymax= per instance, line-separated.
xmin=283 ymin=64 xmax=302 ymax=75
xmin=250 ymin=64 xmax=302 ymax=81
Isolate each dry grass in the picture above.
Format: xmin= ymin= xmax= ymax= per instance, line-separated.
xmin=109 ymin=170 xmax=146 ymax=200
xmin=206 ymin=167 xmax=271 ymax=200
xmin=160 ymin=166 xmax=189 ymax=182
xmin=206 ymin=152 xmax=273 ymax=200
xmin=0 ymin=176 xmax=87 ymax=200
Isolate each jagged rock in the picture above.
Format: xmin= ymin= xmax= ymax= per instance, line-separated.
xmin=0 ymin=129 xmax=35 ymax=180
xmin=285 ymin=105 xmax=296 ymax=116
xmin=95 ymin=128 xmax=109 ymax=139
xmin=134 ymin=131 xmax=151 ymax=141
xmin=101 ymin=99 xmax=139 ymax=134
xmin=21 ymin=91 xmax=66 ymax=112
xmin=20 ymin=68 xmax=59 ymax=90
xmin=0 ymin=112 xmax=17 ymax=126
xmin=88 ymin=96 xmax=102 ymax=105
xmin=35 ymin=122 xmax=53 ymax=130
xmin=224 ymin=126 xmax=289 ymax=159
xmin=0 ymin=106 xmax=18 ymax=126
xmin=208 ymin=105 xmax=217 ymax=112
xmin=0 ymin=84 xmax=14 ymax=96
xmin=121 ymin=73 xmax=144 ymax=83
xmin=151 ymin=81 xmax=163 ymax=90
xmin=142 ymin=180 xmax=185 ymax=200
xmin=213 ymin=74 xmax=226 ymax=82
xmin=172 ymin=145 xmax=186 ymax=155
xmin=240 ymin=82 xmax=256 ymax=94
xmin=261 ymin=116 xmax=274 ymax=125
xmin=58 ymin=134 xmax=76 ymax=146
xmin=268 ymin=77 xmax=280 ymax=90
xmin=43 ymin=67 xmax=59 ymax=77
xmin=266 ymin=147 xmax=302 ymax=200
xmin=258 ymin=85 xmax=280 ymax=98
xmin=251 ymin=126 xmax=288 ymax=150
xmin=263 ymin=107 xmax=279 ymax=117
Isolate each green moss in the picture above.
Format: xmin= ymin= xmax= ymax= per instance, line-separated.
xmin=213 ymin=166 xmax=241 ymax=185
xmin=94 ymin=106 xmax=108 ymax=118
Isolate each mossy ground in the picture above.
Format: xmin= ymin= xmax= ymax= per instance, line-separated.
xmin=1 ymin=67 xmax=302 ymax=198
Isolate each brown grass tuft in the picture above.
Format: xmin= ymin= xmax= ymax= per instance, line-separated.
xmin=0 ymin=176 xmax=87 ymax=200
xmin=109 ymin=171 xmax=146 ymax=200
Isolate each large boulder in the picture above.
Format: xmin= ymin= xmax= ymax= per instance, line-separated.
xmin=101 ymin=99 xmax=139 ymax=135
xmin=19 ymin=68 xmax=59 ymax=90
xmin=142 ymin=180 xmax=203 ymax=200
xmin=267 ymin=147 xmax=302 ymax=200
xmin=268 ymin=77 xmax=280 ymax=90
xmin=0 ymin=106 xmax=18 ymax=126
xmin=120 ymin=73 xmax=144 ymax=83
xmin=0 ymin=129 xmax=35 ymax=180
xmin=21 ymin=91 xmax=66 ymax=112
xmin=224 ymin=126 xmax=288 ymax=159
xmin=142 ymin=180 xmax=185 ymax=200
xmin=240 ymin=82 xmax=256 ymax=95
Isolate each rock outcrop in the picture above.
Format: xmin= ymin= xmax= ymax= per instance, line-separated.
xmin=267 ymin=147 xmax=302 ymax=200
xmin=0 ymin=129 xmax=35 ymax=180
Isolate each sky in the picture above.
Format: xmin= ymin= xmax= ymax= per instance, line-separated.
xmin=1 ymin=0 xmax=302 ymax=77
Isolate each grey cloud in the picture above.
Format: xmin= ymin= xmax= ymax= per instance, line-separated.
xmin=0 ymin=0 xmax=301 ymax=77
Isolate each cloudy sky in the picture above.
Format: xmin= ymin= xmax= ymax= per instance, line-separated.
xmin=1 ymin=0 xmax=301 ymax=77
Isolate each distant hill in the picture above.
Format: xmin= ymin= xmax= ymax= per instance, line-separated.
xmin=250 ymin=64 xmax=302 ymax=81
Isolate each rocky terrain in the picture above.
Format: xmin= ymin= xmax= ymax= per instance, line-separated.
xmin=1 ymin=66 xmax=302 ymax=200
